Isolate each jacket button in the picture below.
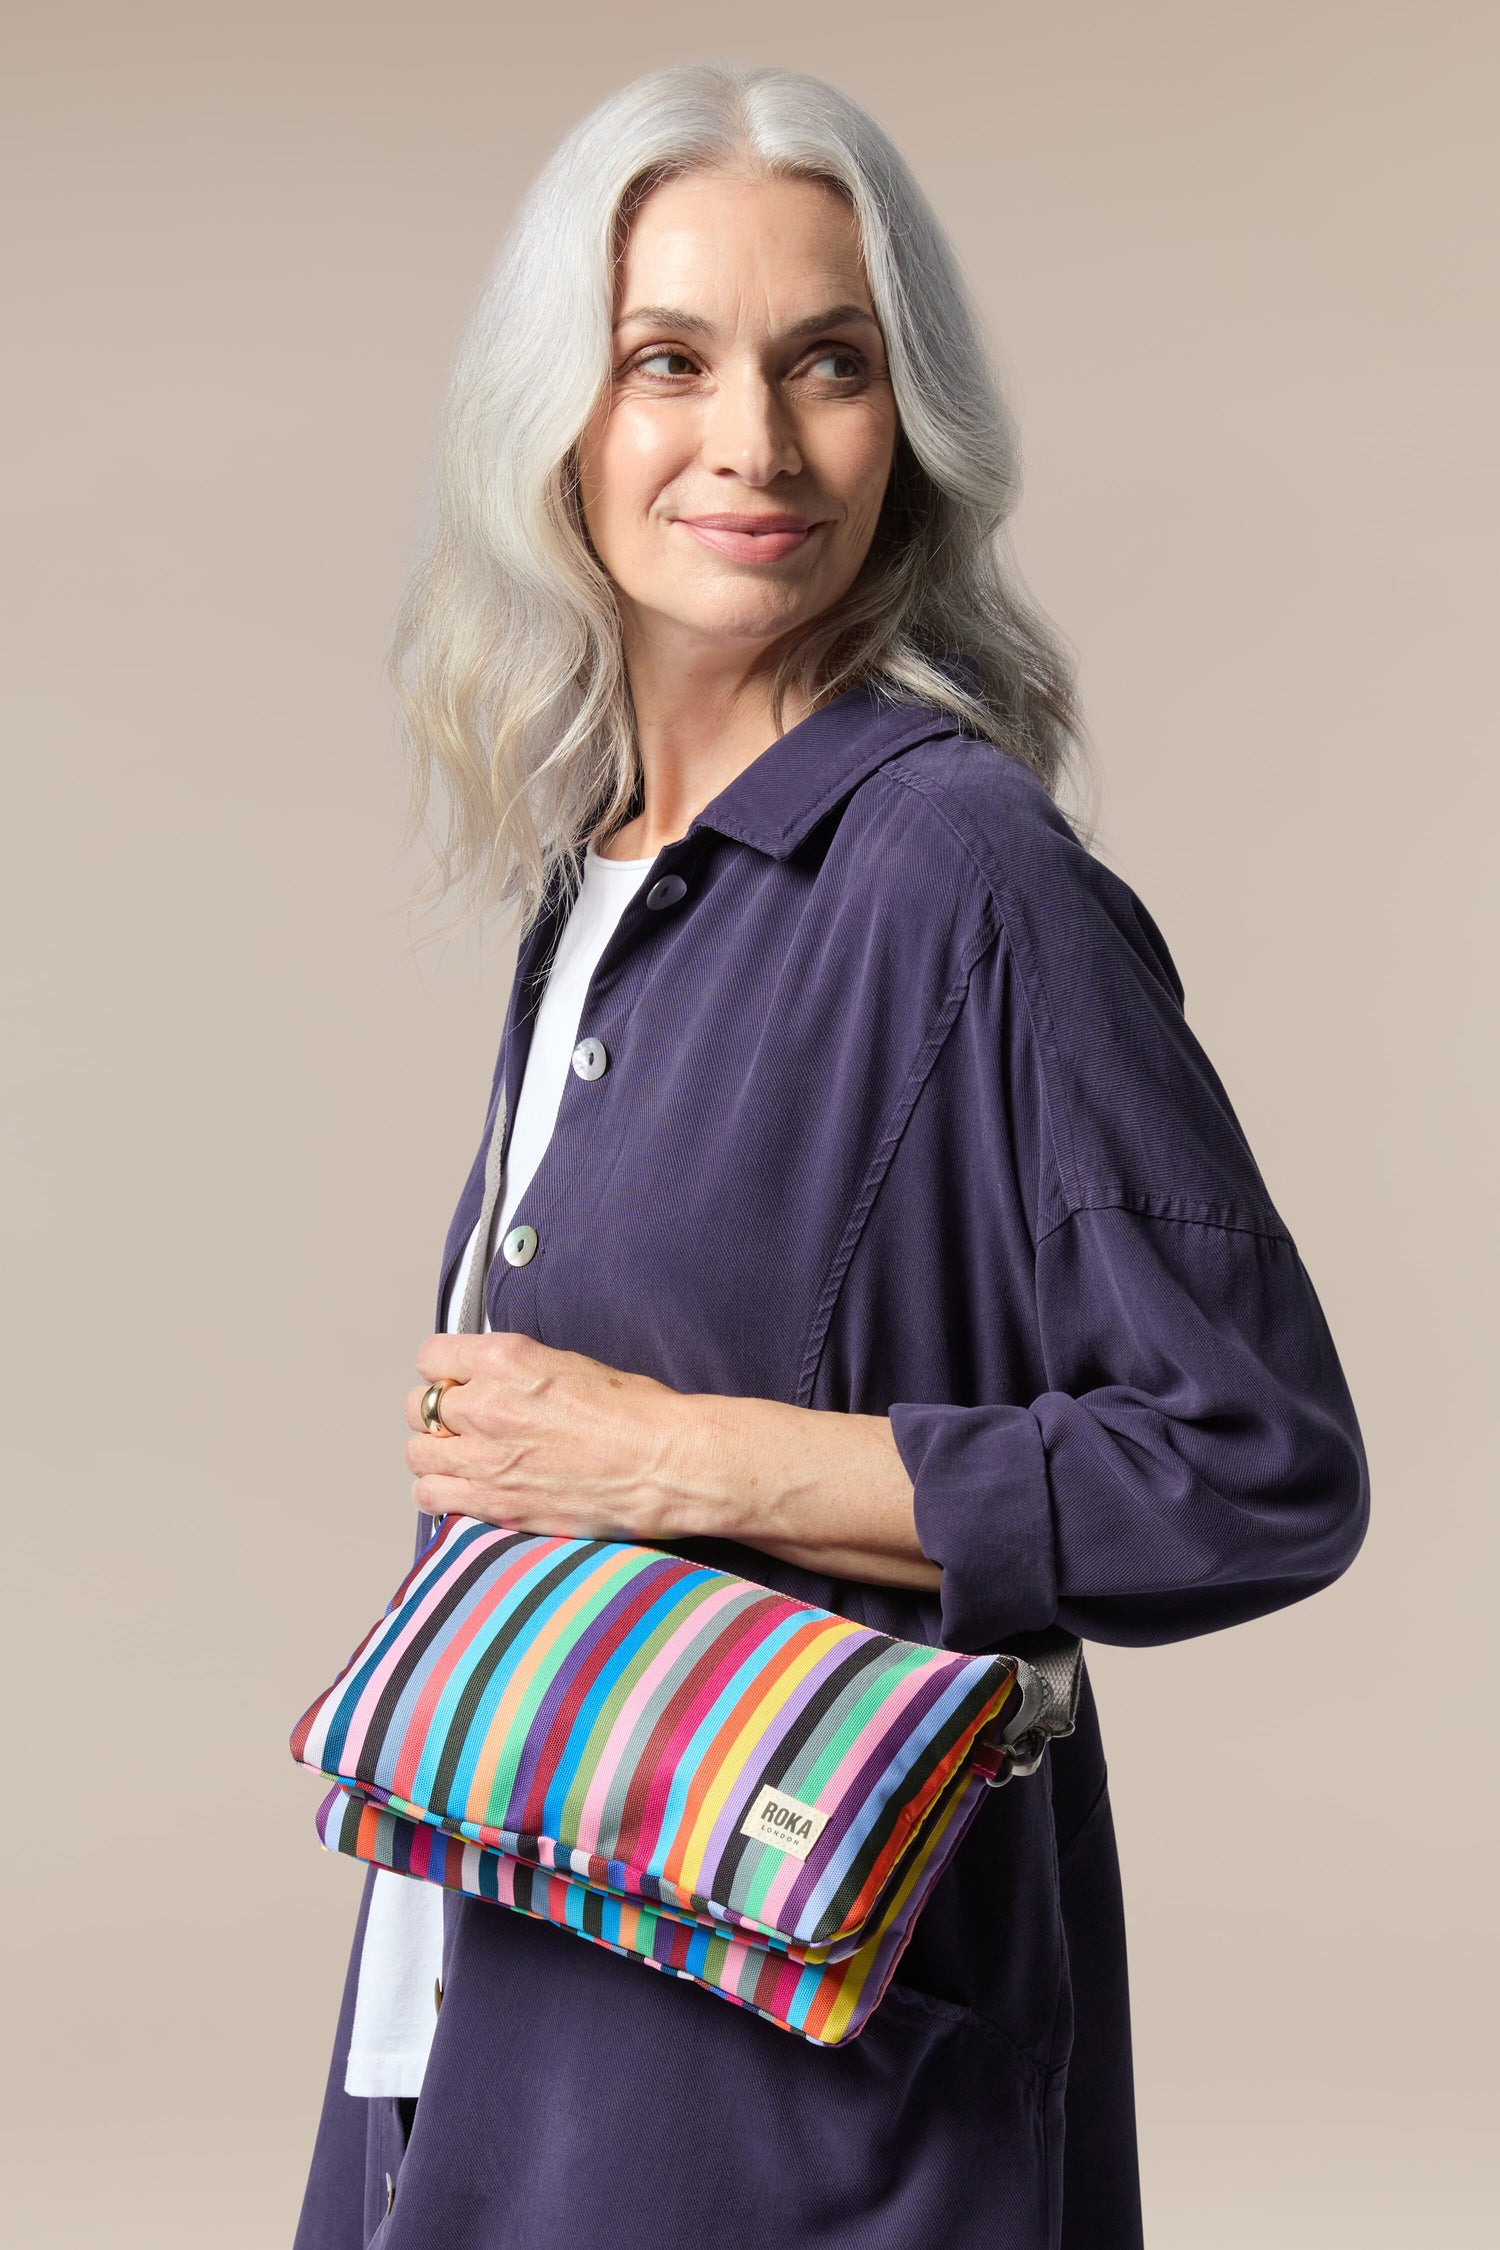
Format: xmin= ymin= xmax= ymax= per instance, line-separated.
xmin=571 ymin=1036 xmax=608 ymax=1079
xmin=502 ymin=1224 xmax=538 ymax=1265
xmin=645 ymin=873 xmax=687 ymax=910
xmin=434 ymin=1974 xmax=443 ymax=2014
xmin=385 ymin=2171 xmax=395 ymax=2214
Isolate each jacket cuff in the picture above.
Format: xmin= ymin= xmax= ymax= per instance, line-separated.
xmin=887 ymin=1401 xmax=1059 ymax=1651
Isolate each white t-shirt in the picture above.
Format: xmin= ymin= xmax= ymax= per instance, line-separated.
xmin=342 ymin=838 xmax=656 ymax=2099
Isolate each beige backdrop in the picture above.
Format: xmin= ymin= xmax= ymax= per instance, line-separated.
xmin=3 ymin=3 xmax=1494 ymax=2243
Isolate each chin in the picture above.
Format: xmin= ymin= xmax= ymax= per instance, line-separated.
xmin=672 ymin=592 xmax=820 ymax=647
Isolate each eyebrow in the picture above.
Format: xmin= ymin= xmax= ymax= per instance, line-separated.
xmin=614 ymin=301 xmax=881 ymax=340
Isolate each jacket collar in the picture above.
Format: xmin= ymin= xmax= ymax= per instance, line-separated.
xmin=682 ymin=678 xmax=970 ymax=861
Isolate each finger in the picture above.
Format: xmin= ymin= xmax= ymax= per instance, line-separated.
xmin=412 ymin=1473 xmax=515 ymax=1529
xmin=414 ymin=1333 xmax=489 ymax=1383
xmin=411 ymin=1472 xmax=477 ymax=1518
xmin=405 ymin=1430 xmax=481 ymax=1479
xmin=416 ymin=1330 xmax=551 ymax=1385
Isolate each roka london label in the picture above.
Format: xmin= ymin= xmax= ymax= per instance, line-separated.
xmin=739 ymin=1782 xmax=831 ymax=1860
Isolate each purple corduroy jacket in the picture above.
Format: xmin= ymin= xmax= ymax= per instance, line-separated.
xmin=292 ymin=679 xmax=1369 ymax=2250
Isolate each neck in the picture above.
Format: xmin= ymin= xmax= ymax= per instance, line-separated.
xmin=604 ymin=616 xmax=814 ymax=860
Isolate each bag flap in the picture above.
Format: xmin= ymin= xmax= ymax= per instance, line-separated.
xmin=290 ymin=1516 xmax=1018 ymax=1952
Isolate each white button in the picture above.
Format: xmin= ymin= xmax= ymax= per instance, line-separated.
xmin=572 ymin=1037 xmax=608 ymax=1079
xmin=502 ymin=1224 xmax=538 ymax=1265
xmin=645 ymin=873 xmax=687 ymax=910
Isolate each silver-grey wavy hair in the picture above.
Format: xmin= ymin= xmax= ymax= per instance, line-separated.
xmin=392 ymin=60 xmax=1097 ymax=933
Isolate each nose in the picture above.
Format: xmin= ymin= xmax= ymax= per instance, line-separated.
xmin=700 ymin=364 xmax=803 ymax=486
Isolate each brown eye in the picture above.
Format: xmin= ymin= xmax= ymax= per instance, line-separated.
xmin=632 ymin=349 xmax=697 ymax=379
xmin=807 ymin=348 xmax=868 ymax=382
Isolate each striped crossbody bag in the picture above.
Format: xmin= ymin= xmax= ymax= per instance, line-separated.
xmin=289 ymin=1082 xmax=1082 ymax=2048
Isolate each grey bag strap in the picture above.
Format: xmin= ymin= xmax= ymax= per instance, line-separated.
xmin=452 ymin=1086 xmax=509 ymax=1338
xmin=423 ymin=1086 xmax=508 ymax=1546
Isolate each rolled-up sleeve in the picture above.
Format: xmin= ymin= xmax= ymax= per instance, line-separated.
xmin=890 ymin=1194 xmax=1370 ymax=1650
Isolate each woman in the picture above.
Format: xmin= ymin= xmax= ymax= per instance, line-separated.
xmin=293 ymin=60 xmax=1369 ymax=2250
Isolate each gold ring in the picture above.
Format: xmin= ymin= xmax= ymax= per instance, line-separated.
xmin=420 ymin=1378 xmax=459 ymax=1436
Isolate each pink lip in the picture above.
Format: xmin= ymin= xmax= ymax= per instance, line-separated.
xmin=677 ymin=513 xmax=825 ymax=564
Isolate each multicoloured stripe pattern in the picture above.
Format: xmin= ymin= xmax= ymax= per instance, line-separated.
xmin=290 ymin=1517 xmax=1019 ymax=2045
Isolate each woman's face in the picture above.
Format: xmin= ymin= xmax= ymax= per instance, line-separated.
xmin=576 ymin=168 xmax=899 ymax=666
